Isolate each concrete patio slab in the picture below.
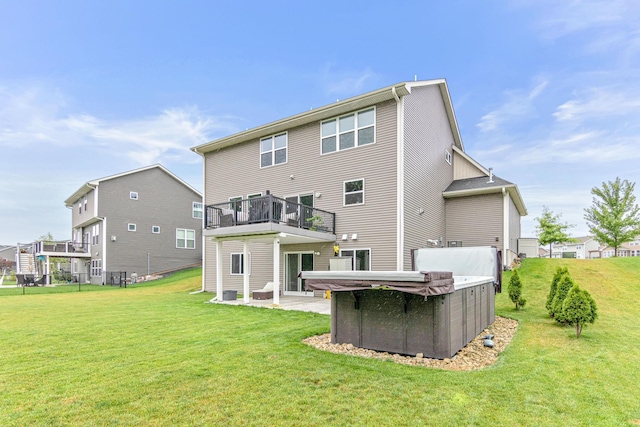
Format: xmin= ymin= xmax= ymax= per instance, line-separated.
xmin=208 ymin=295 xmax=330 ymax=315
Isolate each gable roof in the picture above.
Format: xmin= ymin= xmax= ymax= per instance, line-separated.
xmin=442 ymin=175 xmax=528 ymax=216
xmin=191 ymin=79 xmax=464 ymax=155
xmin=64 ymin=164 xmax=201 ymax=207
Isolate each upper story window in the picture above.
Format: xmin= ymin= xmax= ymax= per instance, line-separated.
xmin=92 ymin=224 xmax=100 ymax=245
xmin=322 ymin=107 xmax=375 ymax=154
xmin=128 ymin=223 xmax=137 ymax=232
xmin=445 ymin=149 xmax=452 ymax=165
xmin=260 ymin=132 xmax=287 ymax=168
xmin=152 ymin=225 xmax=160 ymax=234
xmin=130 ymin=191 xmax=138 ymax=200
xmin=84 ymin=197 xmax=88 ymax=212
xmin=192 ymin=202 xmax=203 ymax=219
xmin=176 ymin=228 xmax=196 ymax=249
xmin=344 ymin=179 xmax=364 ymax=206
xmin=78 ymin=202 xmax=82 ymax=214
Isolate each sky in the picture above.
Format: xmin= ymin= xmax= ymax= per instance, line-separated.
xmin=1 ymin=0 xmax=639 ymax=244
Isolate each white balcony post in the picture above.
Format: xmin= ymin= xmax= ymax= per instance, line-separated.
xmin=215 ymin=239 xmax=223 ymax=300
xmin=273 ymin=237 xmax=280 ymax=305
xmin=243 ymin=240 xmax=249 ymax=303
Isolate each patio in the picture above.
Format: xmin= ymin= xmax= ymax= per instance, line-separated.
xmin=208 ymin=295 xmax=330 ymax=315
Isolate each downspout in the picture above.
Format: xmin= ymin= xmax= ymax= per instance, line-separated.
xmin=100 ymin=216 xmax=106 ymax=285
xmin=394 ymin=86 xmax=404 ymax=270
xmin=502 ymin=188 xmax=509 ymax=269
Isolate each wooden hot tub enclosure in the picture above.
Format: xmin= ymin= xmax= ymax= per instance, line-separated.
xmin=301 ymin=247 xmax=501 ymax=359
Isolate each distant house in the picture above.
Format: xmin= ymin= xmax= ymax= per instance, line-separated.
xmin=550 ymin=236 xmax=600 ymax=259
xmin=191 ymin=79 xmax=527 ymax=301
xmin=62 ymin=164 xmax=202 ymax=284
xmin=600 ymin=237 xmax=640 ymax=258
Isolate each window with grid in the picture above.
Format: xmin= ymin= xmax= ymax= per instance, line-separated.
xmin=321 ymin=108 xmax=375 ymax=154
xmin=193 ymin=202 xmax=203 ymax=219
xmin=176 ymin=228 xmax=195 ymax=249
xmin=344 ymin=179 xmax=364 ymax=206
xmin=260 ymin=133 xmax=287 ymax=168
xmin=91 ymin=259 xmax=102 ymax=277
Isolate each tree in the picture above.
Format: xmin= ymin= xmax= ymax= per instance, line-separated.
xmin=551 ymin=273 xmax=575 ymax=324
xmin=584 ymin=178 xmax=640 ymax=257
xmin=546 ymin=266 xmax=569 ymax=317
xmin=535 ymin=206 xmax=575 ymax=258
xmin=562 ymin=285 xmax=598 ymax=338
xmin=37 ymin=232 xmax=56 ymax=244
xmin=508 ymin=269 xmax=526 ymax=310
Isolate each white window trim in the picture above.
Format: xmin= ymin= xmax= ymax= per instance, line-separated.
xmin=130 ymin=191 xmax=138 ymax=200
xmin=445 ymin=149 xmax=452 ymax=165
xmin=192 ymin=201 xmax=203 ymax=219
xmin=90 ymin=259 xmax=102 ymax=277
xmin=247 ymin=192 xmax=263 ymax=199
xmin=321 ymin=106 xmax=376 ymax=155
xmin=128 ymin=223 xmax=136 ymax=232
xmin=152 ymin=226 xmax=160 ymax=234
xmin=230 ymin=252 xmax=252 ymax=275
xmin=339 ymin=248 xmax=372 ymax=271
xmin=176 ymin=228 xmax=196 ymax=250
xmin=343 ymin=178 xmax=365 ymax=206
xmin=260 ymin=132 xmax=288 ymax=169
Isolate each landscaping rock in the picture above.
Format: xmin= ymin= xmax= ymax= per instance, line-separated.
xmin=303 ymin=316 xmax=518 ymax=371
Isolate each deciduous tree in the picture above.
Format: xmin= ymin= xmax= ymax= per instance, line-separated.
xmin=535 ymin=206 xmax=574 ymax=258
xmin=584 ymin=178 xmax=640 ymax=256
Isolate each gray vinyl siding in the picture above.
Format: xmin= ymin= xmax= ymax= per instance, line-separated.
xmin=71 ymin=188 xmax=97 ymax=228
xmin=203 ymin=100 xmax=398 ymax=291
xmin=508 ymin=195 xmax=521 ymax=254
xmin=403 ymin=85 xmax=456 ymax=270
xmin=94 ymin=167 xmax=202 ymax=281
xmin=444 ymin=193 xmax=504 ymax=250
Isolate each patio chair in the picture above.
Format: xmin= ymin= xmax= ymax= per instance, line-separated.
xmin=253 ymin=282 xmax=280 ymax=300
xmin=16 ymin=274 xmax=26 ymax=287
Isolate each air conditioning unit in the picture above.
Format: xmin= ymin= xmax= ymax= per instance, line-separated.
xmin=447 ymin=241 xmax=462 ymax=247
xmin=111 ymin=236 xmax=117 ymax=242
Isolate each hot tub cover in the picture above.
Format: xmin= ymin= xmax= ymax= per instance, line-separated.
xmin=301 ymin=270 xmax=454 ymax=297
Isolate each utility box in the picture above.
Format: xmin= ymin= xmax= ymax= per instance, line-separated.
xmin=222 ymin=290 xmax=237 ymax=301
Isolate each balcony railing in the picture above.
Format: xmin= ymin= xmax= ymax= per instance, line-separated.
xmin=34 ymin=241 xmax=90 ymax=254
xmin=205 ymin=194 xmax=335 ymax=234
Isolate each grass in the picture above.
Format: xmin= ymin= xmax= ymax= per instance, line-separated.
xmin=1 ymin=260 xmax=639 ymax=426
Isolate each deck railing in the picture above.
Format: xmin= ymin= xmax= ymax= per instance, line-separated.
xmin=34 ymin=241 xmax=89 ymax=254
xmin=205 ymin=194 xmax=335 ymax=234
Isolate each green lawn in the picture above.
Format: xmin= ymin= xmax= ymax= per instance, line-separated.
xmin=1 ymin=260 xmax=639 ymax=426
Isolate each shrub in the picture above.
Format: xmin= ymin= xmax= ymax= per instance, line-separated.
xmin=546 ymin=267 xmax=569 ymax=317
xmin=562 ymin=285 xmax=598 ymax=337
xmin=508 ymin=269 xmax=527 ymax=310
xmin=551 ymin=273 xmax=575 ymax=324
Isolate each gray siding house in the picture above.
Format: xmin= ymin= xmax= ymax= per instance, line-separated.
xmin=192 ymin=80 xmax=527 ymax=301
xmin=64 ymin=164 xmax=202 ymax=284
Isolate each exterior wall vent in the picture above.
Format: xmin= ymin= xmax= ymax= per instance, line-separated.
xmin=111 ymin=236 xmax=117 ymax=242
xmin=447 ymin=241 xmax=462 ymax=247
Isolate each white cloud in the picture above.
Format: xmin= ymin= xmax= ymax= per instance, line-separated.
xmin=553 ymin=88 xmax=640 ymax=122
xmin=0 ymin=85 xmax=239 ymax=165
xmin=476 ymin=79 xmax=548 ymax=132
xmin=319 ymin=65 xmax=378 ymax=97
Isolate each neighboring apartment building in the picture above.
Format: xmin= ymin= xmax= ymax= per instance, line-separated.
xmin=63 ymin=164 xmax=203 ymax=284
xmin=550 ymin=236 xmax=600 ymax=259
xmin=191 ymin=79 xmax=527 ymax=301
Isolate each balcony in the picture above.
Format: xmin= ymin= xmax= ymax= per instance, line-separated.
xmin=34 ymin=241 xmax=91 ymax=257
xmin=204 ymin=194 xmax=335 ymax=243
